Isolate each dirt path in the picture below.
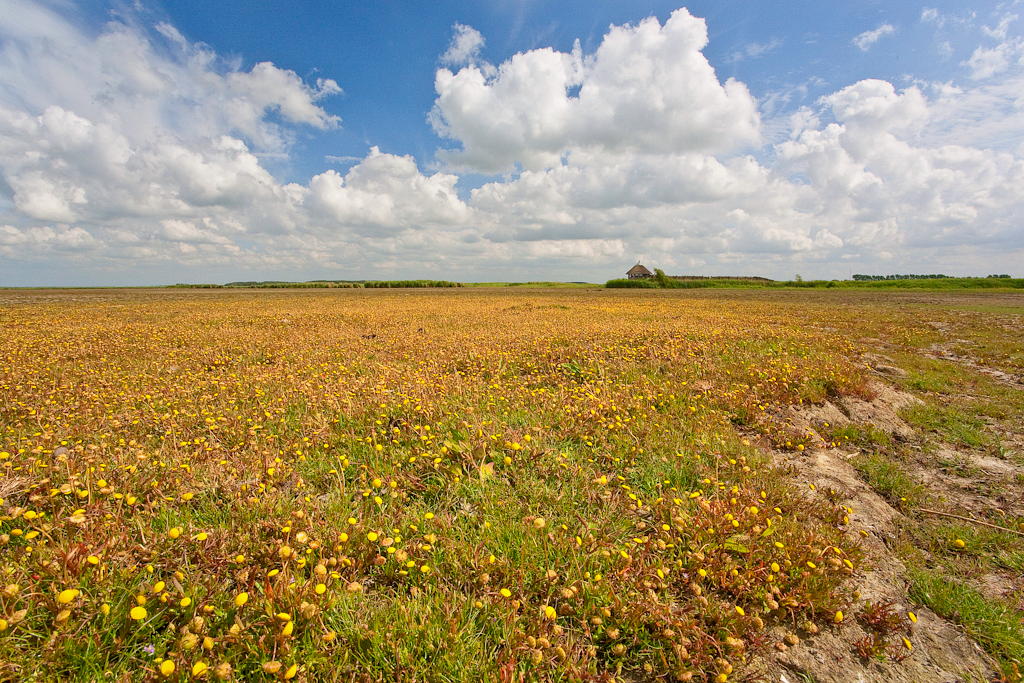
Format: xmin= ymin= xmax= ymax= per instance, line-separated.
xmin=749 ymin=377 xmax=1011 ymax=682
xmin=924 ymin=321 xmax=1024 ymax=390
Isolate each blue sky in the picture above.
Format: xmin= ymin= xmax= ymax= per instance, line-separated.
xmin=1 ymin=0 xmax=1022 ymax=284
xmin=151 ymin=0 xmax=997 ymax=182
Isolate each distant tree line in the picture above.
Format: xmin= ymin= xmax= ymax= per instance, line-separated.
xmin=216 ymin=280 xmax=462 ymax=288
xmin=851 ymin=274 xmax=952 ymax=281
xmin=986 ymin=274 xmax=1012 ymax=279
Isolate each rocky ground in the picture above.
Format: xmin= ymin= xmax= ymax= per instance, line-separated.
xmin=743 ymin=292 xmax=1024 ymax=682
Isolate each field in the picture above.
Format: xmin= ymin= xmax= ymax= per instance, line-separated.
xmin=0 ymin=288 xmax=1022 ymax=681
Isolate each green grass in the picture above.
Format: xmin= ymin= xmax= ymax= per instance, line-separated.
xmin=604 ymin=277 xmax=1024 ymax=290
xmin=901 ymin=404 xmax=990 ymax=449
xmin=605 ymin=277 xmax=769 ymax=289
xmin=815 ymin=277 xmax=1024 ymax=290
xmin=897 ymin=358 xmax=965 ymax=394
xmin=827 ymin=423 xmax=894 ymax=451
xmin=218 ymin=280 xmax=463 ymax=288
xmin=852 ymin=453 xmax=924 ymax=508
xmin=908 ymin=567 xmax=1024 ymax=678
xmin=463 ymin=282 xmax=597 ymax=288
xmin=910 ymin=521 xmax=1024 ymax=564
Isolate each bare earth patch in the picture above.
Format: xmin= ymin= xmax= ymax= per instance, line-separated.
xmin=751 ymin=379 xmax=1002 ymax=682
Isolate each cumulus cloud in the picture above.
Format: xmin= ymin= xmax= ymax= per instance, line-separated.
xmin=852 ymin=23 xmax=896 ymax=51
xmin=431 ymin=8 xmax=761 ymax=173
xmin=305 ymin=147 xmax=471 ymax=232
xmin=440 ymin=23 xmax=486 ymax=66
xmin=0 ymin=1 xmax=467 ymax=273
xmin=0 ymin=3 xmax=1022 ymax=283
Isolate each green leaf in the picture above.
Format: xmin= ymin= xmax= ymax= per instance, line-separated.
xmin=723 ymin=535 xmax=750 ymax=554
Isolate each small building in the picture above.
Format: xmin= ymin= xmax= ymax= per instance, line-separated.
xmin=626 ymin=263 xmax=654 ymax=279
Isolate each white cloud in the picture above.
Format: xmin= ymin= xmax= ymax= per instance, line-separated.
xmin=441 ymin=23 xmax=486 ymax=67
xmin=921 ymin=8 xmax=943 ymax=26
xmin=777 ymin=80 xmax=1024 ymax=251
xmin=852 ymin=23 xmax=896 ymax=51
xmin=727 ymin=38 xmax=783 ymax=63
xmin=0 ymin=2 xmax=467 ymax=268
xmin=305 ymin=147 xmax=471 ymax=232
xmin=963 ymin=38 xmax=1024 ymax=79
xmin=982 ymin=14 xmax=1017 ymax=41
xmin=0 ymin=3 xmax=1022 ymax=283
xmin=431 ymin=8 xmax=761 ymax=173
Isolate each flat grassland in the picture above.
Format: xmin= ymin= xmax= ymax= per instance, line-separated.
xmin=0 ymin=288 xmax=1021 ymax=681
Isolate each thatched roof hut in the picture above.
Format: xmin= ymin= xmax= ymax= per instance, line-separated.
xmin=626 ymin=263 xmax=654 ymax=279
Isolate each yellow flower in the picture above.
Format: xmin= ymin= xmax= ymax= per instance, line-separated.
xmin=234 ymin=592 xmax=248 ymax=607
xmin=834 ymin=610 xmax=844 ymax=623
xmin=159 ymin=660 xmax=175 ymax=676
xmin=315 ymin=583 xmax=327 ymax=594
xmin=180 ymin=597 xmax=192 ymax=608
xmin=367 ymin=532 xmax=379 ymax=542
xmin=908 ymin=611 xmax=917 ymax=623
xmin=953 ymin=538 xmax=966 ymax=549
xmin=195 ymin=532 xmax=208 ymax=541
xmin=191 ymin=661 xmax=209 ymax=676
xmin=129 ymin=606 xmax=147 ymax=621
xmin=284 ymin=663 xmax=298 ymax=679
xmin=734 ymin=606 xmax=745 ymax=616
xmin=87 ymin=555 xmax=100 ymax=565
xmin=56 ymin=588 xmax=80 ymax=604
xmin=499 ymin=588 xmax=512 ymax=598
xmin=420 ymin=565 xmax=431 ymax=574
xmin=543 ymin=605 xmax=557 ymax=620
xmin=770 ymin=562 xmax=780 ymax=573
xmin=168 ymin=526 xmax=183 ymax=539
